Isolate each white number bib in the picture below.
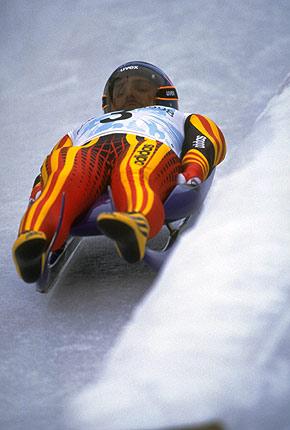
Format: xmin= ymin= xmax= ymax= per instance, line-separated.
xmin=69 ymin=106 xmax=188 ymax=156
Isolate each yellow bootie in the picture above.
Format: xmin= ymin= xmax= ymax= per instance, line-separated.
xmin=97 ymin=212 xmax=149 ymax=263
xmin=12 ymin=231 xmax=47 ymax=283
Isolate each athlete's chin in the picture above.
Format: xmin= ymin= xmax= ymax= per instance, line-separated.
xmin=123 ymin=103 xmax=144 ymax=110
xmin=113 ymin=103 xmax=151 ymax=111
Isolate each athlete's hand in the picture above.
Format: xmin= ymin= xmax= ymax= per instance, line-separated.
xmin=177 ymin=173 xmax=201 ymax=187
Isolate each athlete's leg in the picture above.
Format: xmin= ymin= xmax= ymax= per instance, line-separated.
xmin=98 ymin=134 xmax=181 ymax=263
xmin=13 ymin=137 xmax=113 ymax=282
xmin=18 ymin=140 xmax=112 ymax=249
xmin=111 ymin=135 xmax=181 ymax=237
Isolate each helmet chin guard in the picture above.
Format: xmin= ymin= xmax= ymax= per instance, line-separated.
xmin=102 ymin=61 xmax=179 ymax=113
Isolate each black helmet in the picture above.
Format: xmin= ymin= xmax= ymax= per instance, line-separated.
xmin=102 ymin=61 xmax=179 ymax=113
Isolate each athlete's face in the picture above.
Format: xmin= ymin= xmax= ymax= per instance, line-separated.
xmin=111 ymin=76 xmax=156 ymax=111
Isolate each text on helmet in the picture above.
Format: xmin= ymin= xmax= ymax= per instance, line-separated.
xmin=119 ymin=65 xmax=139 ymax=72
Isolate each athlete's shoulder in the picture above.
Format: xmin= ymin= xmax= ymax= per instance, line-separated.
xmin=185 ymin=112 xmax=222 ymax=128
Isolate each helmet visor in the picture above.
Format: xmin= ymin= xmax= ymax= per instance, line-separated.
xmin=111 ymin=74 xmax=158 ymax=111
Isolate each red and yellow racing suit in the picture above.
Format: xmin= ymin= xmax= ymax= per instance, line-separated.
xmin=18 ymin=106 xmax=226 ymax=250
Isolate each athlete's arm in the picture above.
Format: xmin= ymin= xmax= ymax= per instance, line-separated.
xmin=179 ymin=114 xmax=226 ymax=184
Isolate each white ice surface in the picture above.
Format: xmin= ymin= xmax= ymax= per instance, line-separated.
xmin=68 ymin=79 xmax=290 ymax=429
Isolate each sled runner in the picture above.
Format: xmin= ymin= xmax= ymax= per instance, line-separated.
xmin=36 ymin=171 xmax=215 ymax=293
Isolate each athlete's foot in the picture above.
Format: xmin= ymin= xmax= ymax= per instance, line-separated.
xmin=12 ymin=231 xmax=47 ymax=283
xmin=97 ymin=212 xmax=149 ymax=263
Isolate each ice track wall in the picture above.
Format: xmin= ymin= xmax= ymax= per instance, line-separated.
xmin=68 ymin=76 xmax=290 ymax=430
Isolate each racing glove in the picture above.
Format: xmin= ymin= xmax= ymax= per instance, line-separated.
xmin=177 ymin=173 xmax=202 ymax=187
